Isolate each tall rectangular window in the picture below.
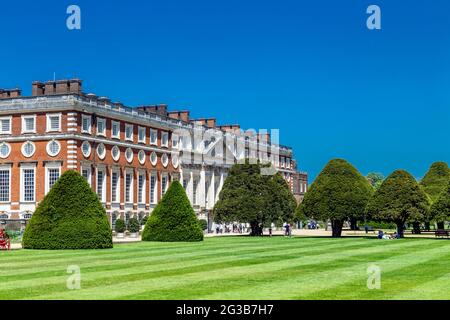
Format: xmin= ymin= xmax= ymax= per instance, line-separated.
xmin=23 ymin=168 xmax=35 ymax=202
xmin=112 ymin=172 xmax=119 ymax=202
xmin=161 ymin=131 xmax=169 ymax=147
xmin=125 ymin=124 xmax=133 ymax=141
xmin=47 ymin=114 xmax=61 ymax=132
xmin=0 ymin=169 xmax=10 ymax=202
xmin=138 ymin=173 xmax=145 ymax=203
xmin=82 ymin=168 xmax=91 ymax=186
xmin=193 ymin=180 xmax=198 ymax=205
xmin=0 ymin=117 xmax=11 ymax=134
xmin=97 ymin=170 xmax=104 ymax=201
xmin=97 ymin=118 xmax=106 ymax=136
xmin=47 ymin=168 xmax=60 ymax=192
xmin=138 ymin=127 xmax=146 ymax=143
xmin=22 ymin=115 xmax=36 ymax=133
xmin=172 ymin=133 xmax=179 ymax=149
xmin=161 ymin=175 xmax=168 ymax=197
xmin=182 ymin=178 xmax=188 ymax=190
xmin=125 ymin=173 xmax=132 ymax=203
xmin=112 ymin=121 xmax=120 ymax=138
xmin=82 ymin=115 xmax=91 ymax=133
xmin=150 ymin=174 xmax=156 ymax=204
xmin=150 ymin=129 xmax=158 ymax=145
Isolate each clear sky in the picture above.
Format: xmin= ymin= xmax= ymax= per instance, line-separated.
xmin=0 ymin=0 xmax=449 ymax=181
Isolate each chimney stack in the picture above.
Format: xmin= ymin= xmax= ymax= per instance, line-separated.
xmin=0 ymin=88 xmax=22 ymax=99
xmin=32 ymin=79 xmax=82 ymax=96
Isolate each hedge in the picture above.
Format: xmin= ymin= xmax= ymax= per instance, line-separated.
xmin=22 ymin=170 xmax=113 ymax=249
xmin=142 ymin=181 xmax=203 ymax=242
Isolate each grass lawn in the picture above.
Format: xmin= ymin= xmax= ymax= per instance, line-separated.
xmin=1 ymin=236 xmax=450 ymax=300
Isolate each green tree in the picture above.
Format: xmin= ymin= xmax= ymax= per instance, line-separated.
xmin=142 ymin=181 xmax=203 ymax=242
xmin=128 ymin=218 xmax=140 ymax=233
xmin=115 ymin=219 xmax=126 ymax=233
xmin=366 ymin=170 xmax=429 ymax=237
xmin=420 ymin=162 xmax=450 ymax=229
xmin=298 ymin=159 xmax=373 ymax=237
xmin=213 ymin=161 xmax=296 ymax=236
xmin=367 ymin=172 xmax=385 ymax=190
xmin=22 ymin=170 xmax=112 ymax=249
xmin=429 ymin=181 xmax=450 ymax=229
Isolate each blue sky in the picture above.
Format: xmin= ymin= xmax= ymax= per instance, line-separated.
xmin=0 ymin=0 xmax=449 ymax=181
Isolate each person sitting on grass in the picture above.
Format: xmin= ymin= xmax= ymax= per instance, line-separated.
xmin=377 ymin=230 xmax=384 ymax=239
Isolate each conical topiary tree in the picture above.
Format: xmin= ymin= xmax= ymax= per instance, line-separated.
xmin=366 ymin=170 xmax=429 ymax=238
xmin=142 ymin=180 xmax=203 ymax=242
xmin=298 ymin=159 xmax=373 ymax=237
xmin=429 ymin=181 xmax=450 ymax=229
xmin=420 ymin=162 xmax=450 ymax=229
xmin=22 ymin=170 xmax=113 ymax=249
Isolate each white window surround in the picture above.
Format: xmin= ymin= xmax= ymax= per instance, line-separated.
xmin=172 ymin=133 xmax=179 ymax=149
xmin=161 ymin=153 xmax=169 ymax=168
xmin=124 ymin=170 xmax=133 ymax=203
xmin=111 ymin=120 xmax=120 ymax=139
xmin=46 ymin=113 xmax=62 ymax=132
xmin=81 ymin=166 xmax=92 ymax=186
xmin=0 ymin=165 xmax=11 ymax=203
xmin=96 ymin=143 xmax=106 ymax=159
xmin=150 ymin=172 xmax=158 ymax=204
xmin=21 ymin=115 xmax=36 ymax=134
xmin=138 ymin=150 xmax=146 ymax=165
xmin=96 ymin=167 xmax=106 ymax=202
xmin=81 ymin=114 xmax=92 ymax=134
xmin=138 ymin=172 xmax=146 ymax=204
xmin=111 ymin=170 xmax=121 ymax=203
xmin=161 ymin=131 xmax=169 ymax=147
xmin=96 ymin=117 xmax=106 ymax=136
xmin=0 ymin=116 xmax=12 ymax=135
xmin=20 ymin=164 xmax=36 ymax=203
xmin=138 ymin=126 xmax=146 ymax=144
xmin=81 ymin=141 xmax=91 ymax=158
xmin=150 ymin=129 xmax=158 ymax=145
xmin=45 ymin=163 xmax=61 ymax=194
xmin=150 ymin=151 xmax=157 ymax=166
xmin=111 ymin=145 xmax=120 ymax=161
xmin=125 ymin=124 xmax=134 ymax=141
xmin=21 ymin=141 xmax=36 ymax=158
xmin=46 ymin=140 xmax=61 ymax=157
xmin=125 ymin=148 xmax=134 ymax=163
xmin=0 ymin=142 xmax=11 ymax=159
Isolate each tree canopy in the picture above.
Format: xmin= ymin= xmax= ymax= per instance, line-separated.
xmin=367 ymin=172 xmax=385 ymax=190
xmin=213 ymin=161 xmax=297 ymax=236
xmin=298 ymin=159 xmax=373 ymax=237
xmin=22 ymin=170 xmax=113 ymax=249
xmin=420 ymin=162 xmax=450 ymax=203
xmin=366 ymin=170 xmax=429 ymax=237
xmin=429 ymin=181 xmax=450 ymax=227
xmin=142 ymin=181 xmax=203 ymax=242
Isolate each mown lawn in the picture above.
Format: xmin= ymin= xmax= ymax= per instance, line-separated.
xmin=1 ymin=236 xmax=450 ymax=300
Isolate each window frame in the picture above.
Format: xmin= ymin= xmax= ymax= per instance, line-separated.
xmin=81 ymin=114 xmax=92 ymax=134
xmin=45 ymin=164 xmax=61 ymax=194
xmin=96 ymin=117 xmax=106 ymax=136
xmin=20 ymin=165 xmax=36 ymax=203
xmin=161 ymin=131 xmax=169 ymax=147
xmin=111 ymin=120 xmax=121 ymax=139
xmin=0 ymin=165 xmax=11 ymax=203
xmin=138 ymin=126 xmax=146 ymax=144
xmin=150 ymin=129 xmax=158 ymax=146
xmin=125 ymin=124 xmax=134 ymax=142
xmin=46 ymin=113 xmax=62 ymax=132
xmin=21 ymin=115 xmax=36 ymax=134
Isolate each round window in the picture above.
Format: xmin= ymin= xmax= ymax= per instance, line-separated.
xmin=81 ymin=141 xmax=91 ymax=158
xmin=125 ymin=148 xmax=133 ymax=163
xmin=21 ymin=141 xmax=36 ymax=158
xmin=150 ymin=151 xmax=157 ymax=166
xmin=46 ymin=140 xmax=61 ymax=157
xmin=161 ymin=153 xmax=169 ymax=168
xmin=96 ymin=143 xmax=106 ymax=159
xmin=138 ymin=150 xmax=146 ymax=164
xmin=172 ymin=154 xmax=179 ymax=168
xmin=111 ymin=145 xmax=120 ymax=161
xmin=0 ymin=142 xmax=11 ymax=159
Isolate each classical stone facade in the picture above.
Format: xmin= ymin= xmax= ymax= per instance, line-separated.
xmin=0 ymin=79 xmax=307 ymax=229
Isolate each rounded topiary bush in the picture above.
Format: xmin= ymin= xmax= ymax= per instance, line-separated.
xmin=199 ymin=219 xmax=208 ymax=231
xmin=142 ymin=181 xmax=203 ymax=242
xmin=115 ymin=219 xmax=126 ymax=233
xmin=128 ymin=218 xmax=140 ymax=233
xmin=22 ymin=170 xmax=113 ymax=249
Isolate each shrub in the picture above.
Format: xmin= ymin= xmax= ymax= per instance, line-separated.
xmin=128 ymin=218 xmax=140 ymax=233
xmin=141 ymin=215 xmax=148 ymax=226
xmin=22 ymin=170 xmax=112 ymax=249
xmin=298 ymin=159 xmax=373 ymax=237
xmin=420 ymin=162 xmax=450 ymax=203
xmin=115 ymin=219 xmax=126 ymax=233
xmin=142 ymin=181 xmax=203 ymax=242
xmin=198 ymin=219 xmax=208 ymax=231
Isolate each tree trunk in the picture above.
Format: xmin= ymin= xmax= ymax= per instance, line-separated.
xmin=412 ymin=222 xmax=421 ymax=234
xmin=350 ymin=218 xmax=358 ymax=231
xmin=250 ymin=221 xmax=263 ymax=236
xmin=331 ymin=220 xmax=343 ymax=237
xmin=437 ymin=222 xmax=445 ymax=230
xmin=424 ymin=221 xmax=431 ymax=231
xmin=396 ymin=223 xmax=404 ymax=238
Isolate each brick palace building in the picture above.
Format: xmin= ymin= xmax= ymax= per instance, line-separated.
xmin=0 ymin=79 xmax=308 ymax=230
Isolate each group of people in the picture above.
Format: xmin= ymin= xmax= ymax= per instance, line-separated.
xmin=377 ymin=230 xmax=400 ymax=239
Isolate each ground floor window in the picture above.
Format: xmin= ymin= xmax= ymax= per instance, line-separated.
xmin=47 ymin=168 xmax=60 ymax=192
xmin=97 ymin=169 xmax=105 ymax=201
xmin=111 ymin=172 xmax=119 ymax=203
xmin=22 ymin=168 xmax=35 ymax=202
xmin=150 ymin=174 xmax=156 ymax=204
xmin=138 ymin=173 xmax=145 ymax=203
xmin=0 ymin=169 xmax=10 ymax=202
xmin=161 ymin=175 xmax=168 ymax=197
xmin=125 ymin=172 xmax=133 ymax=203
